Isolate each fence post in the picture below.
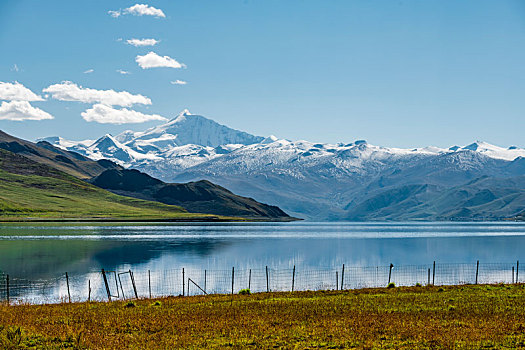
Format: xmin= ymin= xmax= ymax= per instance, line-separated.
xmin=336 ymin=271 xmax=339 ymax=290
xmin=101 ymin=269 xmax=111 ymax=301
xmin=475 ymin=260 xmax=479 ymax=285
xmin=266 ymin=266 xmax=269 ymax=292
xmin=88 ymin=280 xmax=91 ymax=302
xmin=517 ymin=260 xmax=520 ymax=283
xmin=231 ymin=267 xmax=235 ymax=296
xmin=182 ymin=268 xmax=185 ymax=296
xmin=388 ymin=263 xmax=394 ymax=285
xmin=65 ymin=272 xmax=71 ymax=303
xmin=291 ymin=265 xmax=295 ymax=292
xmin=248 ymin=269 xmax=251 ymax=290
xmin=427 ymin=268 xmax=430 ymax=286
xmin=432 ymin=261 xmax=436 ymax=285
xmin=148 ymin=270 xmax=152 ymax=299
xmin=512 ymin=266 xmax=515 ymax=284
xmin=6 ymin=274 xmax=9 ymax=305
xmin=341 ymin=264 xmax=345 ymax=290
xmin=129 ymin=270 xmax=138 ymax=299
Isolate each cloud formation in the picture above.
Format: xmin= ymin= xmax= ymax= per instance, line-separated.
xmin=127 ymin=38 xmax=159 ymax=47
xmin=43 ymin=81 xmax=151 ymax=107
xmin=0 ymin=81 xmax=44 ymax=101
xmin=136 ymin=52 xmax=186 ymax=69
xmin=84 ymin=69 xmax=94 ymax=74
xmin=117 ymin=69 xmax=131 ymax=75
xmin=170 ymin=80 xmax=187 ymax=85
xmin=0 ymin=100 xmax=53 ymax=121
xmin=109 ymin=4 xmax=166 ymax=18
xmin=81 ymin=104 xmax=167 ymax=124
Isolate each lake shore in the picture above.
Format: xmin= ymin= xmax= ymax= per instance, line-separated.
xmin=1 ymin=284 xmax=524 ymax=348
xmin=0 ymin=216 xmax=301 ymax=223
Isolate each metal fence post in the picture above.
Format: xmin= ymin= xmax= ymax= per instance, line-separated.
xmin=336 ymin=271 xmax=339 ymax=290
xmin=427 ymin=268 xmax=430 ymax=285
xmin=517 ymin=260 xmax=520 ymax=283
xmin=204 ymin=270 xmax=207 ymax=294
xmin=475 ymin=260 xmax=479 ymax=285
xmin=341 ymin=264 xmax=345 ymax=290
xmin=266 ymin=266 xmax=269 ymax=292
xmin=88 ymin=280 xmax=91 ymax=302
xmin=292 ymin=265 xmax=295 ymax=292
xmin=6 ymin=274 xmax=9 ymax=305
xmin=65 ymin=272 xmax=71 ymax=303
xmin=102 ymin=269 xmax=111 ymax=301
xmin=248 ymin=269 xmax=251 ymax=290
xmin=231 ymin=267 xmax=235 ymax=296
xmin=388 ymin=263 xmax=394 ymax=285
xmin=130 ymin=270 xmax=138 ymax=299
xmin=432 ymin=261 xmax=436 ymax=285
xmin=182 ymin=268 xmax=185 ymax=296
xmin=512 ymin=266 xmax=515 ymax=284
xmin=148 ymin=270 xmax=152 ymax=299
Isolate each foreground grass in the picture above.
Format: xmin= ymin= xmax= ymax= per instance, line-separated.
xmin=1 ymin=285 xmax=525 ymax=349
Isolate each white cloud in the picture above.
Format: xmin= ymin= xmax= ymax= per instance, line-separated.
xmin=43 ymin=81 xmax=151 ymax=107
xmin=0 ymin=101 xmax=53 ymax=121
xmin=127 ymin=38 xmax=159 ymax=47
xmin=170 ymin=80 xmax=187 ymax=85
xmin=0 ymin=81 xmax=44 ymax=101
xmin=81 ymin=104 xmax=167 ymax=124
xmin=136 ymin=52 xmax=186 ymax=69
xmin=11 ymin=64 xmax=19 ymax=72
xmin=117 ymin=69 xmax=131 ymax=75
xmin=108 ymin=10 xmax=121 ymax=18
xmin=84 ymin=69 xmax=94 ymax=74
xmin=109 ymin=4 xmax=166 ymax=18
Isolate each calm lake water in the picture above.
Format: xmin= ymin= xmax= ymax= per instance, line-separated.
xmin=1 ymin=222 xmax=525 ymax=302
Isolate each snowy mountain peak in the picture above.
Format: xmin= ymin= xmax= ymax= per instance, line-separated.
xmin=261 ymin=135 xmax=279 ymax=144
xmin=126 ymin=111 xmax=265 ymax=149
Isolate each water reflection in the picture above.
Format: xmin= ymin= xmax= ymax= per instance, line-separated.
xmin=0 ymin=222 xmax=525 ymax=281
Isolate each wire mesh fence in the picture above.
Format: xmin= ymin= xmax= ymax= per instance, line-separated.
xmin=0 ymin=260 xmax=521 ymax=305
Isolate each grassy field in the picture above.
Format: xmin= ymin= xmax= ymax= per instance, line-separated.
xmin=1 ymin=284 xmax=525 ymax=349
xmin=0 ymin=150 xmax=237 ymax=221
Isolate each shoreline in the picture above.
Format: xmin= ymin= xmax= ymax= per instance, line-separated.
xmin=0 ymin=216 xmax=302 ymax=223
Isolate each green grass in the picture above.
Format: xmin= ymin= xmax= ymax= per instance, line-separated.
xmin=0 ymin=154 xmax=238 ymax=221
xmin=1 ymin=284 xmax=525 ymax=349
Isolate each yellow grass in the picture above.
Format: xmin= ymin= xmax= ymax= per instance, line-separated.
xmin=1 ymin=284 xmax=525 ymax=349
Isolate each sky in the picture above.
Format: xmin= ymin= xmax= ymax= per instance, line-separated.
xmin=0 ymin=0 xmax=524 ymax=148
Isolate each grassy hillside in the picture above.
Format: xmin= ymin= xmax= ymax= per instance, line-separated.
xmin=90 ymin=168 xmax=294 ymax=220
xmin=1 ymin=285 xmax=525 ymax=348
xmin=0 ymin=149 xmax=234 ymax=221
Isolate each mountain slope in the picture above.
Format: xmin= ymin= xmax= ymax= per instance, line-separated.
xmin=38 ymin=112 xmax=525 ymax=221
xmin=0 ymin=130 xmax=120 ymax=179
xmin=0 ymin=148 xmax=229 ymax=221
xmin=89 ymin=168 xmax=293 ymax=220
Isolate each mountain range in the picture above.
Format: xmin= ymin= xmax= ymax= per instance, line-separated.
xmin=0 ymin=130 xmax=293 ymax=221
xmin=40 ymin=110 xmax=525 ymax=221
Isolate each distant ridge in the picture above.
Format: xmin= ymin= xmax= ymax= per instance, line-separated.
xmin=37 ymin=111 xmax=525 ymax=221
xmin=90 ymin=168 xmax=294 ymax=220
xmin=1 ymin=129 xmax=293 ymax=221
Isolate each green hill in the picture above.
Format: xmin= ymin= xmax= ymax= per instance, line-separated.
xmin=0 ymin=148 xmax=234 ymax=221
xmin=90 ymin=168 xmax=294 ymax=220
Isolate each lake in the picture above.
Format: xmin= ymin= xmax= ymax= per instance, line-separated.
xmin=1 ymin=221 xmax=525 ymax=303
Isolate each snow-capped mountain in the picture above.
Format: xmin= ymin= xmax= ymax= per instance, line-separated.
xmin=38 ymin=110 xmax=525 ymax=220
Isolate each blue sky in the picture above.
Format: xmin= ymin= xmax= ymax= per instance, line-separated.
xmin=0 ymin=0 xmax=524 ymax=148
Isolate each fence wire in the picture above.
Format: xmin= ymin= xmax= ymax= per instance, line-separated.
xmin=0 ymin=261 xmax=521 ymax=304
